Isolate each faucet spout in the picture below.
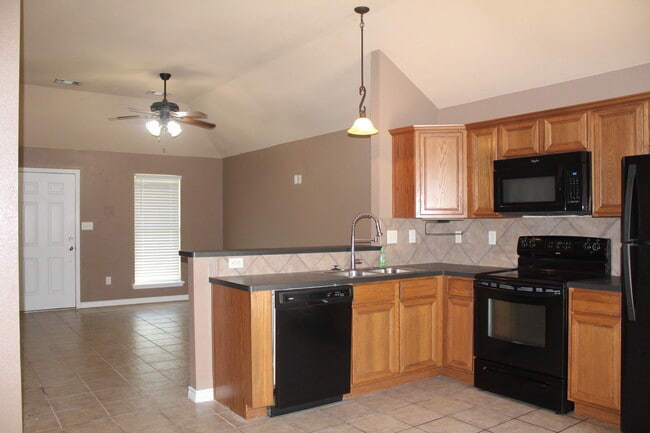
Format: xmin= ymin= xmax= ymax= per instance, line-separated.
xmin=350 ymin=212 xmax=383 ymax=270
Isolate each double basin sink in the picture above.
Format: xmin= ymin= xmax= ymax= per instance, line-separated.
xmin=323 ymin=267 xmax=418 ymax=278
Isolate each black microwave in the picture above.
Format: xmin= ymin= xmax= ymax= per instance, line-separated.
xmin=493 ymin=151 xmax=591 ymax=215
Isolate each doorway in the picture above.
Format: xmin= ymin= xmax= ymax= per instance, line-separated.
xmin=19 ymin=168 xmax=80 ymax=311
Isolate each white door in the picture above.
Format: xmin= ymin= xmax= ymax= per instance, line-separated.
xmin=20 ymin=170 xmax=78 ymax=311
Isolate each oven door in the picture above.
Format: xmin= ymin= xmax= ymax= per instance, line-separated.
xmin=474 ymin=282 xmax=568 ymax=378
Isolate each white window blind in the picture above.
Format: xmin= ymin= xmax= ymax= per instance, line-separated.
xmin=133 ymin=174 xmax=182 ymax=289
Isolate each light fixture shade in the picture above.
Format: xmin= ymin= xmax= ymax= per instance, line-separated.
xmin=167 ymin=120 xmax=182 ymax=137
xmin=146 ymin=119 xmax=161 ymax=136
xmin=348 ymin=116 xmax=378 ymax=136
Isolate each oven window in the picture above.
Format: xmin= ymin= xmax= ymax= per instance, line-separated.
xmin=503 ymin=176 xmax=555 ymax=203
xmin=488 ymin=298 xmax=546 ymax=347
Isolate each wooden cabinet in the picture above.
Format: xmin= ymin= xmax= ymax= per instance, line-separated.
xmin=497 ymin=119 xmax=540 ymax=159
xmin=568 ymin=287 xmax=622 ymax=426
xmin=399 ymin=278 xmax=443 ymax=372
xmin=352 ymin=281 xmax=399 ymax=385
xmin=391 ymin=125 xmax=467 ymax=218
xmin=467 ymin=126 xmax=500 ymax=218
xmin=443 ymin=276 xmax=474 ymax=382
xmin=590 ymin=100 xmax=649 ymax=216
xmin=541 ymin=111 xmax=589 ymax=154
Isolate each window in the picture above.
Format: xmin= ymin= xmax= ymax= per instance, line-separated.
xmin=133 ymin=174 xmax=182 ymax=289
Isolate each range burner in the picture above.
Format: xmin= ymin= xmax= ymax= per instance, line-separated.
xmin=473 ymin=235 xmax=611 ymax=414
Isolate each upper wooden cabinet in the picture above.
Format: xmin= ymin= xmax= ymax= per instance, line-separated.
xmin=542 ymin=111 xmax=589 ymax=154
xmin=391 ymin=125 xmax=467 ymax=219
xmin=467 ymin=126 xmax=500 ymax=218
xmin=590 ymin=100 xmax=649 ymax=216
xmin=497 ymin=119 xmax=540 ymax=159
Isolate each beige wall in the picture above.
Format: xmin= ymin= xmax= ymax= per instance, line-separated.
xmin=1 ymin=0 xmax=22 ymax=430
xmin=223 ymin=130 xmax=371 ymax=249
xmin=437 ymin=63 xmax=650 ymax=124
xmin=20 ymin=147 xmax=223 ymax=303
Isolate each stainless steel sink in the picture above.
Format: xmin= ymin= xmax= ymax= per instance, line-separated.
xmin=366 ymin=267 xmax=416 ymax=274
xmin=325 ymin=269 xmax=374 ymax=278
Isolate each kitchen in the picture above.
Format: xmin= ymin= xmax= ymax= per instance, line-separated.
xmin=5 ymin=1 xmax=650 ymax=433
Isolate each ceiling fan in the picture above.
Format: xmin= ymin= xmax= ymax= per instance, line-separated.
xmin=110 ymin=72 xmax=215 ymax=137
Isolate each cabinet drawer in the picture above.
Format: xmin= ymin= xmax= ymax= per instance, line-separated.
xmin=570 ymin=288 xmax=621 ymax=317
xmin=447 ymin=277 xmax=473 ymax=298
xmin=353 ymin=281 xmax=397 ymax=305
xmin=400 ymin=278 xmax=438 ymax=300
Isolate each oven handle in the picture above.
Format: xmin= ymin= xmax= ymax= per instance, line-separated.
xmin=480 ymin=365 xmax=551 ymax=388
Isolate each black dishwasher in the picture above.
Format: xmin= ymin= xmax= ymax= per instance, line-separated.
xmin=271 ymin=285 xmax=353 ymax=416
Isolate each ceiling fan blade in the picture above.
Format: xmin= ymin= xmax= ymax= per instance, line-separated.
xmin=109 ymin=114 xmax=153 ymax=121
xmin=128 ymin=107 xmax=156 ymax=115
xmin=178 ymin=117 xmax=216 ymax=129
xmin=170 ymin=111 xmax=208 ymax=119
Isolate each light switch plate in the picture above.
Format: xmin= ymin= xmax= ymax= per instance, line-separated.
xmin=228 ymin=257 xmax=244 ymax=269
xmin=81 ymin=221 xmax=94 ymax=230
xmin=455 ymin=231 xmax=462 ymax=244
xmin=488 ymin=230 xmax=497 ymax=245
xmin=386 ymin=230 xmax=398 ymax=244
xmin=408 ymin=229 xmax=417 ymax=244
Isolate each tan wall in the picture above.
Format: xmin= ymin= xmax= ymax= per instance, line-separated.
xmin=437 ymin=63 xmax=650 ymax=124
xmin=223 ymin=130 xmax=371 ymax=249
xmin=0 ymin=0 xmax=23 ymax=430
xmin=20 ymin=147 xmax=223 ymax=303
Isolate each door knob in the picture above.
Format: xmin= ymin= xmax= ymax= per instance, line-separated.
xmin=69 ymin=246 xmax=74 ymax=251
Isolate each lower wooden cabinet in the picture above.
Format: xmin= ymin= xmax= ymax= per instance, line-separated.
xmin=399 ymin=277 xmax=443 ymax=372
xmin=351 ymin=281 xmax=400 ymax=385
xmin=443 ymin=276 xmax=474 ymax=380
xmin=568 ymin=287 xmax=621 ymax=426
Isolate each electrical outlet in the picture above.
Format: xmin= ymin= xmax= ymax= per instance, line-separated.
xmin=293 ymin=174 xmax=302 ymax=184
xmin=105 ymin=276 xmax=111 ymax=285
xmin=455 ymin=231 xmax=462 ymax=244
xmin=228 ymin=257 xmax=244 ymax=269
xmin=408 ymin=229 xmax=417 ymax=244
xmin=386 ymin=230 xmax=398 ymax=244
xmin=488 ymin=230 xmax=497 ymax=245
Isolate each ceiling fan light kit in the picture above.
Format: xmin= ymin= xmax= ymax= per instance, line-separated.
xmin=110 ymin=72 xmax=215 ymax=138
xmin=347 ymin=6 xmax=378 ymax=137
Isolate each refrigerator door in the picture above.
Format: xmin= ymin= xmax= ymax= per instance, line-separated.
xmin=621 ymin=244 xmax=650 ymax=432
xmin=623 ymin=155 xmax=650 ymax=243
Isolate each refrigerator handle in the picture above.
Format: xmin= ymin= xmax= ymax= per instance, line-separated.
xmin=623 ymin=162 xmax=636 ymax=242
xmin=623 ymin=243 xmax=637 ymax=321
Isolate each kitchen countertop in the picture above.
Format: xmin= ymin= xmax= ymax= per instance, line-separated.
xmin=210 ymin=263 xmax=623 ymax=292
xmin=210 ymin=263 xmax=505 ymax=292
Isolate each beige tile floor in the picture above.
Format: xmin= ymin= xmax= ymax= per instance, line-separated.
xmin=21 ymin=301 xmax=621 ymax=433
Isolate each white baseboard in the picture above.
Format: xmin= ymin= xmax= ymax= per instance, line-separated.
xmin=188 ymin=386 xmax=214 ymax=403
xmin=77 ymin=294 xmax=189 ymax=309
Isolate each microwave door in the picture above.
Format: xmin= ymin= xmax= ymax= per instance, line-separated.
xmin=495 ymin=167 xmax=561 ymax=213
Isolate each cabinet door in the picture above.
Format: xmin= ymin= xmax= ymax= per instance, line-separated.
xmin=444 ymin=277 xmax=474 ymax=374
xmin=497 ymin=120 xmax=540 ymax=159
xmin=399 ymin=278 xmax=442 ymax=372
xmin=352 ymin=282 xmax=399 ymax=385
xmin=568 ymin=289 xmax=621 ymax=413
xmin=467 ymin=126 xmax=500 ymax=218
xmin=541 ymin=111 xmax=589 ymax=154
xmin=417 ymin=129 xmax=467 ymax=218
xmin=591 ymin=101 xmax=649 ymax=216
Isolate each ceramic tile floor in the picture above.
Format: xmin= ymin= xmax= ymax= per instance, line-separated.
xmin=21 ymin=301 xmax=621 ymax=433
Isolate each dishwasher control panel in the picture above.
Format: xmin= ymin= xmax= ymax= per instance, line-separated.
xmin=276 ymin=285 xmax=353 ymax=306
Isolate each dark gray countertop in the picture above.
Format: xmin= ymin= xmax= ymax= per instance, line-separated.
xmin=210 ymin=263 xmax=507 ymax=292
xmin=567 ymin=276 xmax=622 ymax=292
xmin=180 ymin=245 xmax=379 ymax=258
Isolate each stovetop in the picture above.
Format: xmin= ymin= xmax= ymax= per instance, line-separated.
xmin=475 ymin=235 xmax=612 ymax=289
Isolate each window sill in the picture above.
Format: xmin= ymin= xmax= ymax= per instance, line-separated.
xmin=133 ymin=280 xmax=185 ymax=290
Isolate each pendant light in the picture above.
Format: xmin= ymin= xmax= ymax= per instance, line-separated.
xmin=347 ymin=6 xmax=378 ymax=136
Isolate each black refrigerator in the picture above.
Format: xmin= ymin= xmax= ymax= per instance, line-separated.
xmin=621 ymin=154 xmax=650 ymax=432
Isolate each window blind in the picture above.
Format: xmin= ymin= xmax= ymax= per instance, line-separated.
xmin=133 ymin=174 xmax=182 ymax=289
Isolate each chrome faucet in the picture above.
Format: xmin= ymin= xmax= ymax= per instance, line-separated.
xmin=350 ymin=212 xmax=383 ymax=270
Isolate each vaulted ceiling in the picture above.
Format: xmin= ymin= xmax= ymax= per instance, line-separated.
xmin=21 ymin=0 xmax=650 ymax=158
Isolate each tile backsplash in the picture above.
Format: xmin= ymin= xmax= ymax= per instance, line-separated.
xmin=382 ymin=216 xmax=621 ymax=276
xmin=210 ymin=216 xmax=620 ymax=278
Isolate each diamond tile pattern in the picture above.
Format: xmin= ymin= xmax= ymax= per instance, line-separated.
xmin=21 ymin=301 xmax=620 ymax=433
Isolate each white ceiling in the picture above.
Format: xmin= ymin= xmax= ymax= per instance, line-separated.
xmin=22 ymin=0 xmax=650 ymax=158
